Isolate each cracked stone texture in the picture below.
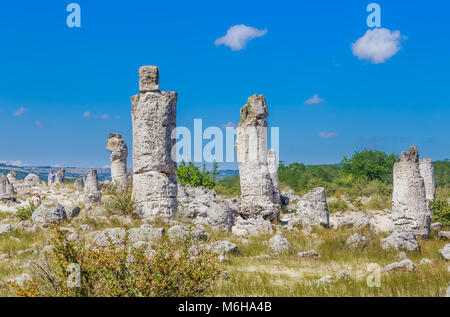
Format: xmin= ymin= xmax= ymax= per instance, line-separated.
xmin=6 ymin=171 xmax=17 ymax=183
xmin=235 ymin=94 xmax=280 ymax=221
xmin=296 ymin=187 xmax=330 ymax=228
xmin=84 ymin=170 xmax=101 ymax=203
xmin=418 ymin=158 xmax=436 ymax=201
xmin=32 ymin=203 xmax=67 ymax=225
xmin=132 ymin=66 xmax=177 ymax=218
xmin=24 ymin=173 xmax=40 ymax=186
xmin=0 ymin=174 xmax=15 ymax=200
xmin=106 ymin=133 xmax=129 ymax=189
xmin=392 ymin=146 xmax=431 ymax=238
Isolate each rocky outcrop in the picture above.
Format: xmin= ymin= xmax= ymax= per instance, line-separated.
xmin=392 ymin=146 xmax=431 ymax=238
xmin=231 ymin=216 xmax=273 ymax=236
xmin=74 ymin=178 xmax=84 ymax=190
xmin=106 ymin=133 xmax=129 ymax=189
xmin=0 ymin=174 xmax=15 ymax=200
xmin=178 ymin=185 xmax=236 ymax=230
xmin=440 ymin=244 xmax=450 ymax=260
xmin=380 ymin=232 xmax=420 ymax=251
xmin=382 ymin=259 xmax=417 ymax=273
xmin=131 ymin=66 xmax=177 ymax=218
xmin=24 ymin=173 xmax=40 ymax=186
xmin=418 ymin=158 xmax=436 ymax=201
xmin=54 ymin=169 xmax=65 ymax=185
xmin=6 ymin=171 xmax=17 ymax=183
xmin=346 ymin=233 xmax=368 ymax=249
xmin=235 ymin=95 xmax=280 ymax=221
xmin=32 ymin=203 xmax=67 ymax=226
xmin=268 ymin=234 xmax=290 ymax=255
xmin=296 ymin=187 xmax=330 ymax=228
xmin=84 ymin=170 xmax=101 ymax=203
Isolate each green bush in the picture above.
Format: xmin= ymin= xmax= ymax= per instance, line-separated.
xmin=9 ymin=229 xmax=219 ymax=297
xmin=176 ymin=161 xmax=218 ymax=190
xmin=430 ymin=200 xmax=450 ymax=226
xmin=16 ymin=202 xmax=37 ymax=221
xmin=215 ymin=174 xmax=241 ymax=197
xmin=103 ymin=183 xmax=135 ymax=216
xmin=341 ymin=150 xmax=399 ymax=183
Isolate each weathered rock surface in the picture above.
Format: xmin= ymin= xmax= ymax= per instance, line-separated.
xmin=431 ymin=222 xmax=442 ymax=233
xmin=418 ymin=158 xmax=436 ymax=201
xmin=296 ymin=187 xmax=329 ymax=228
xmin=74 ymin=178 xmax=85 ymax=190
xmin=84 ymin=170 xmax=101 ymax=203
xmin=380 ymin=232 xmax=420 ymax=251
xmin=382 ymin=259 xmax=417 ymax=273
xmin=346 ymin=233 xmax=368 ymax=249
xmin=132 ymin=66 xmax=177 ymax=218
xmin=0 ymin=224 xmax=15 ymax=236
xmin=106 ymin=133 xmax=129 ymax=189
xmin=6 ymin=171 xmax=17 ymax=183
xmin=268 ymin=234 xmax=290 ymax=254
xmin=440 ymin=244 xmax=450 ymax=260
xmin=438 ymin=231 xmax=450 ymax=240
xmin=128 ymin=224 xmax=164 ymax=244
xmin=66 ymin=206 xmax=81 ymax=219
xmin=54 ymin=169 xmax=65 ymax=185
xmin=211 ymin=240 xmax=239 ymax=256
xmin=24 ymin=173 xmax=40 ymax=186
xmin=297 ymin=250 xmax=320 ymax=258
xmin=231 ymin=216 xmax=273 ymax=236
xmin=235 ymin=94 xmax=280 ymax=221
xmin=94 ymin=228 xmax=126 ymax=247
xmin=0 ymin=174 xmax=15 ymax=200
xmin=32 ymin=203 xmax=67 ymax=225
xmin=392 ymin=146 xmax=431 ymax=238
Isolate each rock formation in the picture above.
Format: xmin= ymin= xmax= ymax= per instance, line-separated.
xmin=418 ymin=158 xmax=436 ymax=201
xmin=131 ymin=66 xmax=177 ymax=218
xmin=106 ymin=133 xmax=129 ymax=189
xmin=268 ymin=148 xmax=281 ymax=206
xmin=392 ymin=146 xmax=431 ymax=238
xmin=295 ymin=187 xmax=330 ymax=228
xmin=24 ymin=173 xmax=40 ymax=186
xmin=6 ymin=171 xmax=17 ymax=183
xmin=74 ymin=178 xmax=85 ymax=190
xmin=0 ymin=174 xmax=15 ymax=200
xmin=84 ymin=170 xmax=101 ymax=203
xmin=235 ymin=94 xmax=280 ymax=221
xmin=50 ymin=169 xmax=65 ymax=186
xmin=32 ymin=203 xmax=67 ymax=226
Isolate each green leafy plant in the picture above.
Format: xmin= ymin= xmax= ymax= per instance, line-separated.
xmin=430 ymin=200 xmax=450 ymax=226
xmin=16 ymin=202 xmax=37 ymax=221
xmin=103 ymin=183 xmax=135 ymax=216
xmin=176 ymin=161 xmax=219 ymax=190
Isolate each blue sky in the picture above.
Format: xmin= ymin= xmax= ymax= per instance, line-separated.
xmin=0 ymin=0 xmax=449 ymax=168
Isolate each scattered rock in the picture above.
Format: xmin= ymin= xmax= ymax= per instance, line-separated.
xmin=128 ymin=224 xmax=164 ymax=244
xmin=430 ymin=222 xmax=442 ymax=233
xmin=0 ymin=174 xmax=15 ymax=200
xmin=382 ymin=259 xmax=418 ymax=273
xmin=380 ymin=232 xmax=420 ymax=251
xmin=346 ymin=233 xmax=368 ymax=249
xmin=211 ymin=240 xmax=239 ymax=256
xmin=439 ymin=244 xmax=450 ymax=260
xmin=7 ymin=273 xmax=32 ymax=287
xmin=297 ymin=250 xmax=320 ymax=258
xmin=106 ymin=133 xmax=129 ymax=189
xmin=167 ymin=225 xmax=189 ymax=242
xmin=94 ymin=228 xmax=126 ymax=247
xmin=66 ymin=206 xmax=81 ymax=219
xmin=397 ymin=252 xmax=408 ymax=260
xmin=24 ymin=174 xmax=40 ymax=186
xmin=0 ymin=224 xmax=15 ymax=236
xmin=296 ymin=187 xmax=329 ymax=228
xmin=268 ymin=234 xmax=290 ymax=255
xmin=74 ymin=178 xmax=85 ymax=190
xmin=314 ymin=276 xmax=334 ymax=286
xmin=231 ymin=216 xmax=273 ymax=236
xmin=419 ymin=258 xmax=432 ymax=265
xmin=32 ymin=203 xmax=67 ymax=226
xmin=438 ymin=231 xmax=450 ymax=240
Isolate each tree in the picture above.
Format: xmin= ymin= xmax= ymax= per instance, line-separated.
xmin=176 ymin=161 xmax=219 ymax=190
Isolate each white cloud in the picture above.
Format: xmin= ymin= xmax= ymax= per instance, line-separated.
xmin=35 ymin=120 xmax=42 ymax=128
xmin=101 ymin=114 xmax=109 ymax=119
xmin=83 ymin=111 xmax=91 ymax=118
xmin=13 ymin=107 xmax=26 ymax=116
xmin=84 ymin=111 xmax=110 ymax=120
xmin=318 ymin=131 xmax=338 ymax=139
xmin=351 ymin=28 xmax=405 ymax=64
xmin=304 ymin=94 xmax=325 ymax=105
xmin=215 ymin=24 xmax=267 ymax=51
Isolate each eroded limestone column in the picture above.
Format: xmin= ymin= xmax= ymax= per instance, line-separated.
xmin=392 ymin=146 xmax=431 ymax=238
xmin=0 ymin=174 xmax=15 ymax=200
xmin=131 ymin=66 xmax=177 ymax=218
xmin=236 ymin=95 xmax=280 ymax=221
xmin=419 ymin=158 xmax=436 ymax=201
xmin=84 ymin=170 xmax=101 ymax=203
xmin=106 ymin=133 xmax=129 ymax=189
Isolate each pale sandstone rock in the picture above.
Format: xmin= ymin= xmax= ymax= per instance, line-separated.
xmin=74 ymin=178 xmax=85 ymax=190
xmin=231 ymin=216 xmax=273 ymax=236
xmin=419 ymin=158 xmax=436 ymax=201
xmin=24 ymin=173 xmax=40 ymax=186
xmin=94 ymin=228 xmax=126 ymax=247
xmin=127 ymin=224 xmax=164 ymax=244
xmin=297 ymin=250 xmax=320 ymax=258
xmin=392 ymin=146 xmax=431 ymax=238
xmin=106 ymin=133 xmax=129 ymax=189
xmin=0 ymin=174 xmax=15 ymax=200
xmin=32 ymin=203 xmax=67 ymax=226
xmin=382 ymin=259 xmax=417 ymax=273
xmin=132 ymin=66 xmax=177 ymax=218
xmin=268 ymin=234 xmax=290 ymax=254
xmin=296 ymin=187 xmax=330 ymax=228
xmin=84 ymin=170 xmax=101 ymax=203
xmin=419 ymin=258 xmax=433 ymax=265
xmin=235 ymin=95 xmax=280 ymax=221
xmin=0 ymin=224 xmax=15 ymax=236
xmin=438 ymin=231 xmax=450 ymax=240
xmin=6 ymin=171 xmax=17 ymax=183
xmin=346 ymin=233 xmax=368 ymax=249
xmin=440 ymin=244 xmax=450 ymax=260
xmin=380 ymin=232 xmax=420 ymax=251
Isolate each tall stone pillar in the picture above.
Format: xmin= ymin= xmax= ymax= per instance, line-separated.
xmin=106 ymin=133 xmax=129 ymax=189
xmin=236 ymin=95 xmax=280 ymax=221
xmin=131 ymin=66 xmax=177 ymax=218
xmin=419 ymin=158 xmax=436 ymax=201
xmin=84 ymin=170 xmax=101 ymax=203
xmin=392 ymin=146 xmax=431 ymax=238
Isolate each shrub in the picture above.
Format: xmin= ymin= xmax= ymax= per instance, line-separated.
xmin=176 ymin=161 xmax=218 ymax=190
xmin=103 ymin=183 xmax=135 ymax=216
xmin=215 ymin=174 xmax=241 ymax=197
xmin=430 ymin=200 xmax=450 ymax=226
xmin=16 ymin=202 xmax=37 ymax=221
xmin=9 ymin=229 xmax=219 ymax=297
xmin=341 ymin=150 xmax=399 ymax=183
xmin=328 ymin=200 xmax=348 ymax=213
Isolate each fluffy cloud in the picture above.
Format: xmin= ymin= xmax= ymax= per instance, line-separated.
xmin=215 ymin=24 xmax=267 ymax=51
xmin=318 ymin=131 xmax=338 ymax=139
xmin=304 ymin=94 xmax=325 ymax=105
xmin=83 ymin=111 xmax=91 ymax=118
xmin=35 ymin=120 xmax=42 ymax=128
xmin=13 ymin=107 xmax=26 ymax=116
xmin=83 ymin=111 xmax=110 ymax=120
xmin=351 ymin=28 xmax=405 ymax=64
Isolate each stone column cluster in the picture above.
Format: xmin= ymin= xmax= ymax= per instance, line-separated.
xmin=235 ymin=94 xmax=280 ymax=221
xmin=131 ymin=66 xmax=178 ymax=218
xmin=392 ymin=146 xmax=431 ymax=238
xmin=106 ymin=133 xmax=129 ymax=189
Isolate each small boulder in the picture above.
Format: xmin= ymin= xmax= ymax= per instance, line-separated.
xmin=32 ymin=203 xmax=67 ymax=226
xmin=74 ymin=178 xmax=85 ymax=190
xmin=380 ymin=232 xmax=420 ymax=251
xmin=430 ymin=222 xmax=442 ymax=233
xmin=382 ymin=259 xmax=418 ymax=273
xmin=268 ymin=234 xmax=290 ymax=255
xmin=167 ymin=225 xmax=189 ymax=242
xmin=128 ymin=224 xmax=164 ymax=244
xmin=346 ymin=233 xmax=368 ymax=249
xmin=0 ymin=224 xmax=15 ymax=236
xmin=439 ymin=244 xmax=450 ymax=260
xmin=7 ymin=273 xmax=32 ymax=287
xmin=419 ymin=258 xmax=433 ymax=265
xmin=66 ymin=206 xmax=81 ymax=219
xmin=93 ymin=228 xmax=126 ymax=247
xmin=24 ymin=174 xmax=40 ymax=186
xmin=438 ymin=231 xmax=450 ymax=240
xmin=297 ymin=250 xmax=320 ymax=258
xmin=211 ymin=240 xmax=239 ymax=256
